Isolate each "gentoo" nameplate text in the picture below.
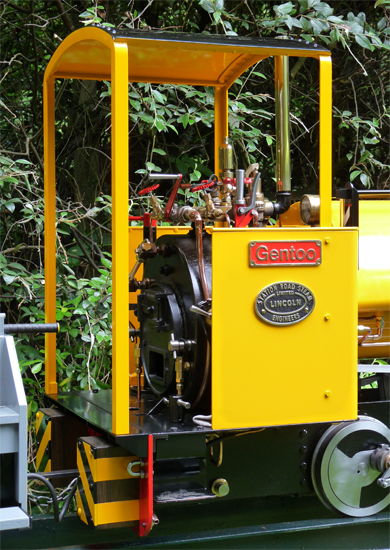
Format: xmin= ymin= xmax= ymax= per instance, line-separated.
xmin=249 ymin=241 xmax=321 ymax=267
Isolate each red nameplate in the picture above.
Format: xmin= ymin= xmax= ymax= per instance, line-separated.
xmin=249 ymin=240 xmax=322 ymax=267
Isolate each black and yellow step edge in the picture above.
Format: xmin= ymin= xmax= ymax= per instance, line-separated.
xmin=76 ymin=438 xmax=140 ymax=528
xmin=35 ymin=410 xmax=51 ymax=473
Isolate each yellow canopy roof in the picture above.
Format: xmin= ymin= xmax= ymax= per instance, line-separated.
xmin=45 ymin=26 xmax=330 ymax=87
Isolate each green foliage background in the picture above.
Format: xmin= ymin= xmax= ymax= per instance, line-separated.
xmin=0 ymin=0 xmax=389 ymax=455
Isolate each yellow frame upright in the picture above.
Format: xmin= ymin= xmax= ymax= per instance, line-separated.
xmin=44 ymin=31 xmax=129 ymax=434
xmin=43 ymin=27 xmax=332 ymax=435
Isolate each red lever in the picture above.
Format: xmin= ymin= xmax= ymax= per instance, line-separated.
xmin=138 ymin=184 xmax=160 ymax=196
xmin=192 ymin=181 xmax=215 ymax=192
xmin=164 ymin=174 xmax=182 ymax=221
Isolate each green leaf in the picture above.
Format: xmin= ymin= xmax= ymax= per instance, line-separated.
xmin=31 ymin=362 xmax=43 ymax=374
xmin=274 ymin=2 xmax=294 ymax=15
xmin=355 ymin=34 xmax=373 ymax=50
xmin=285 ymin=15 xmax=294 ymax=30
xmin=310 ymin=18 xmax=328 ymax=34
xmin=4 ymin=201 xmax=15 ymax=213
xmin=199 ymin=0 xmax=215 ymax=13
xmin=291 ymin=18 xmax=303 ymax=28
xmin=314 ymin=2 xmax=333 ymax=18
xmin=15 ymin=158 xmax=32 ymax=165
xmin=262 ymin=19 xmax=276 ymax=28
xmin=300 ymin=17 xmax=310 ymax=31
xmin=328 ymin=16 xmax=344 ymax=23
xmin=2 ymin=176 xmax=18 ymax=184
xmin=350 ymin=170 xmax=361 ymax=181
xmin=215 ymin=0 xmax=224 ymax=10
xmin=153 ymin=148 xmax=166 ymax=156
xmin=373 ymin=359 xmax=388 ymax=365
xmin=378 ymin=17 xmax=387 ymax=31
xmin=375 ymin=0 xmax=390 ymax=7
xmin=363 ymin=137 xmax=379 ymax=145
xmin=130 ymin=99 xmax=140 ymax=111
xmin=3 ymin=274 xmax=16 ymax=284
xmin=101 ymin=257 xmax=112 ymax=270
xmin=253 ymin=72 xmax=266 ymax=79
xmin=155 ymin=119 xmax=165 ymax=132
xmin=359 ymin=151 xmax=371 ymax=163
xmin=182 ymin=113 xmax=190 ymax=129
xmin=139 ymin=113 xmax=154 ymax=124
xmin=152 ymin=89 xmax=166 ymax=104
xmin=359 ymin=173 xmax=369 ymax=187
xmin=8 ymin=261 xmax=27 ymax=272
xmin=166 ymin=124 xmax=178 ymax=134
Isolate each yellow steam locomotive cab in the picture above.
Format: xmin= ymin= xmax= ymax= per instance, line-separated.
xmin=2 ymin=27 xmax=388 ymax=544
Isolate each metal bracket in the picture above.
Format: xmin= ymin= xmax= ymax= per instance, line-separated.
xmin=127 ymin=459 xmax=145 ymax=478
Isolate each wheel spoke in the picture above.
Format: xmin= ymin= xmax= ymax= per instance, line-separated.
xmin=329 ymin=448 xmax=379 ymax=508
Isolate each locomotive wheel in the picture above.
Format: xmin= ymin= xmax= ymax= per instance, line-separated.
xmin=311 ymin=416 xmax=390 ymax=517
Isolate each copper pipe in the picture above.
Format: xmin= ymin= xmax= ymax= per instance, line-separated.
xmin=358 ymin=317 xmax=386 ymax=346
xmin=189 ymin=210 xmax=210 ymax=302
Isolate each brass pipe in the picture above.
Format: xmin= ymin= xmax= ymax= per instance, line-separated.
xmin=189 ymin=210 xmax=210 ymax=302
xmin=274 ymin=56 xmax=291 ymax=192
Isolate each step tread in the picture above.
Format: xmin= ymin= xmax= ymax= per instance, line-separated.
xmin=0 ymin=506 xmax=30 ymax=531
xmin=0 ymin=406 xmax=19 ymax=425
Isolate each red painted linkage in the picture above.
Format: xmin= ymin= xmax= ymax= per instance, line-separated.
xmin=138 ymin=184 xmax=160 ymax=196
xmin=164 ymin=174 xmax=182 ymax=221
xmin=192 ymin=181 xmax=216 ymax=192
xmin=138 ymin=434 xmax=154 ymax=537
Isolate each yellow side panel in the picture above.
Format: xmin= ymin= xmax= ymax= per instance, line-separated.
xmin=211 ymin=227 xmax=358 ymax=430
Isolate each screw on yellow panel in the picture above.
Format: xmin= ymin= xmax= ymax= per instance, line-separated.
xmin=36 ymin=412 xmax=40 ymax=419
xmin=324 ymin=314 xmax=331 ymax=321
xmin=77 ymin=508 xmax=82 ymax=516
xmin=325 ymin=391 xmax=331 ymax=398
xmin=325 ymin=237 xmax=331 ymax=244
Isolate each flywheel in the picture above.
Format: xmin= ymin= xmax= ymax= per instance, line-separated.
xmin=311 ymin=416 xmax=390 ymax=517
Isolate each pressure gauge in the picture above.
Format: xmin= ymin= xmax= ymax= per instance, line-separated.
xmin=300 ymin=194 xmax=320 ymax=225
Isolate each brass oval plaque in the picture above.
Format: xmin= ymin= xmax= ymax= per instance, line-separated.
xmin=255 ymin=281 xmax=315 ymax=326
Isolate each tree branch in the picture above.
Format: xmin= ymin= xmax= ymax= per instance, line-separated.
xmin=70 ymin=228 xmax=100 ymax=273
xmin=53 ymin=0 xmax=74 ymax=32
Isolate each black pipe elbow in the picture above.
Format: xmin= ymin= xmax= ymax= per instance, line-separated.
xmin=273 ymin=191 xmax=291 ymax=216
